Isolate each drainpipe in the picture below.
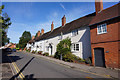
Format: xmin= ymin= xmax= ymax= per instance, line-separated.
xmin=60 ymin=32 xmax=63 ymax=60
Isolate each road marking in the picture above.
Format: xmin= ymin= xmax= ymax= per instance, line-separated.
xmin=86 ymin=77 xmax=93 ymax=79
xmin=8 ymin=55 xmax=24 ymax=79
xmin=32 ymin=54 xmax=111 ymax=78
xmin=13 ymin=62 xmax=24 ymax=78
xmin=12 ymin=62 xmax=23 ymax=79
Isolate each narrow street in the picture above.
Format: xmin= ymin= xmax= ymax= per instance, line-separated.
xmin=8 ymin=51 xmax=109 ymax=79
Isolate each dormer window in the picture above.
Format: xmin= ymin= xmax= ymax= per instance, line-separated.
xmin=72 ymin=29 xmax=78 ymax=36
xmin=97 ymin=23 xmax=107 ymax=34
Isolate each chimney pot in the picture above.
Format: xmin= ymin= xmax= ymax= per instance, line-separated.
xmin=62 ymin=15 xmax=66 ymax=26
xmin=37 ymin=31 xmax=41 ymax=37
xmin=32 ymin=36 xmax=35 ymax=40
xmin=41 ymin=29 xmax=44 ymax=35
xmin=51 ymin=21 xmax=54 ymax=31
xmin=95 ymin=0 xmax=103 ymax=15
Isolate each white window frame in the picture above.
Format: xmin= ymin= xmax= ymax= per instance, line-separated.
xmin=46 ymin=46 xmax=49 ymax=52
xmin=71 ymin=29 xmax=79 ymax=37
xmin=97 ymin=23 xmax=107 ymax=34
xmin=71 ymin=43 xmax=80 ymax=52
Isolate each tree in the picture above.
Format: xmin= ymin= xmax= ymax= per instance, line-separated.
xmin=0 ymin=5 xmax=11 ymax=46
xmin=54 ymin=37 xmax=72 ymax=59
xmin=18 ymin=31 xmax=31 ymax=49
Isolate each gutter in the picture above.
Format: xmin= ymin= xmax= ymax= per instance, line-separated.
xmin=89 ymin=16 xmax=120 ymax=27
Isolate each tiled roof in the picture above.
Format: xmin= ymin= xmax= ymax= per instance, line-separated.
xmin=90 ymin=3 xmax=120 ymax=26
xmin=34 ymin=12 xmax=95 ymax=41
xmin=30 ymin=3 xmax=120 ymax=43
xmin=28 ymin=39 xmax=35 ymax=44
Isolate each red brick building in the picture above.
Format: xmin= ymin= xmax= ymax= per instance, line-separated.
xmin=90 ymin=1 xmax=120 ymax=69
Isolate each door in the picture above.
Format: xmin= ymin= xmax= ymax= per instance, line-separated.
xmin=49 ymin=45 xmax=52 ymax=55
xmin=94 ymin=48 xmax=105 ymax=67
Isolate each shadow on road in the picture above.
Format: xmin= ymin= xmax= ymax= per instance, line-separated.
xmin=1 ymin=49 xmax=22 ymax=64
xmin=24 ymin=74 xmax=36 ymax=80
xmin=10 ymin=57 xmax=35 ymax=80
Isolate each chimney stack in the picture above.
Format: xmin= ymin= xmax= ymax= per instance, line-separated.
xmin=41 ymin=29 xmax=44 ymax=35
xmin=37 ymin=31 xmax=41 ymax=37
xmin=51 ymin=21 xmax=54 ymax=32
xmin=62 ymin=15 xmax=66 ymax=26
xmin=95 ymin=0 xmax=103 ymax=15
xmin=32 ymin=36 xmax=35 ymax=40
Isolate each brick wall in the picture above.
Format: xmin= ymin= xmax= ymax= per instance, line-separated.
xmin=90 ymin=18 xmax=119 ymax=44
xmin=91 ymin=42 xmax=119 ymax=68
xmin=90 ymin=18 xmax=120 ymax=69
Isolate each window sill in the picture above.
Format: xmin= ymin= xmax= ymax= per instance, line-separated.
xmin=71 ymin=51 xmax=80 ymax=53
xmin=97 ymin=32 xmax=107 ymax=35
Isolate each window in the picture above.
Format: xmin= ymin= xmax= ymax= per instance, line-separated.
xmin=46 ymin=46 xmax=49 ymax=52
xmin=97 ymin=23 xmax=107 ymax=34
xmin=72 ymin=29 xmax=78 ymax=36
xmin=71 ymin=43 xmax=79 ymax=51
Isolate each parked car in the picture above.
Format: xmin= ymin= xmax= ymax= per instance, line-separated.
xmin=5 ymin=48 xmax=12 ymax=52
xmin=12 ymin=49 xmax=16 ymax=52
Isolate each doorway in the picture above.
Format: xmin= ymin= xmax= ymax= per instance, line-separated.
xmin=94 ymin=48 xmax=105 ymax=67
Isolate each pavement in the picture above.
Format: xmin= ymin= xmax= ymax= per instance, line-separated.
xmin=1 ymin=50 xmax=119 ymax=80
xmin=22 ymin=51 xmax=120 ymax=79
xmin=7 ymin=51 xmax=112 ymax=79
xmin=0 ymin=49 xmax=14 ymax=80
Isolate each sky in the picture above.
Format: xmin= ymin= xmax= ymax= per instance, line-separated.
xmin=2 ymin=2 xmax=118 ymax=43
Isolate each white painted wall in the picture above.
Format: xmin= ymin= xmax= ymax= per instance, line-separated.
xmin=26 ymin=27 xmax=91 ymax=59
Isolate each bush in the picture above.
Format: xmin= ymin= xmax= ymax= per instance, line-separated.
xmin=75 ymin=58 xmax=85 ymax=63
xmin=54 ymin=51 xmax=60 ymax=59
xmin=54 ymin=48 xmax=71 ymax=59
xmin=43 ymin=52 xmax=49 ymax=56
xmin=85 ymin=57 xmax=92 ymax=64
xmin=55 ymin=37 xmax=71 ymax=59
xmin=16 ymin=48 xmax=19 ymax=50
xmin=37 ymin=51 xmax=43 ymax=55
xmin=31 ymin=50 xmax=36 ymax=54
xmin=26 ymin=49 xmax=31 ymax=52
xmin=63 ymin=52 xmax=75 ymax=62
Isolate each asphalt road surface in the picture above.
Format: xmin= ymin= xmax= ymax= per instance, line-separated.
xmin=8 ymin=51 xmax=109 ymax=79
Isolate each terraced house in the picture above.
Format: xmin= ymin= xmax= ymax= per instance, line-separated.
xmin=26 ymin=1 xmax=120 ymax=69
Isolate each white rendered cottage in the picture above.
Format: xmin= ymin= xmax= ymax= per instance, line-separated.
xmin=26 ymin=13 xmax=95 ymax=59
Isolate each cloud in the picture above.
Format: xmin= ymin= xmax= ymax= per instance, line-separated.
xmin=60 ymin=3 xmax=66 ymax=11
xmin=7 ymin=3 xmax=94 ymax=43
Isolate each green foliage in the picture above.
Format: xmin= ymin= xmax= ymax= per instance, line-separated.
xmin=63 ymin=52 xmax=75 ymax=62
xmin=26 ymin=49 xmax=31 ymax=52
xmin=85 ymin=57 xmax=92 ymax=64
xmin=54 ymin=48 xmax=70 ymax=59
xmin=31 ymin=50 xmax=37 ymax=54
xmin=54 ymin=37 xmax=86 ymax=63
xmin=37 ymin=51 xmax=43 ymax=55
xmin=0 ymin=5 xmax=11 ymax=46
xmin=16 ymin=44 xmax=19 ymax=48
xmin=18 ymin=31 xmax=31 ymax=49
xmin=55 ymin=37 xmax=71 ymax=59
xmin=43 ymin=52 xmax=49 ymax=56
xmin=16 ymin=48 xmax=20 ymax=50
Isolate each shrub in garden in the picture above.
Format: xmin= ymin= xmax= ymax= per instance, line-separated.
xmin=31 ymin=50 xmax=36 ymax=54
xmin=85 ymin=57 xmax=92 ymax=65
xmin=37 ymin=51 xmax=43 ymax=55
xmin=54 ymin=51 xmax=60 ymax=59
xmin=54 ymin=37 xmax=71 ymax=59
xmin=43 ymin=52 xmax=49 ymax=56
xmin=62 ymin=52 xmax=75 ymax=62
